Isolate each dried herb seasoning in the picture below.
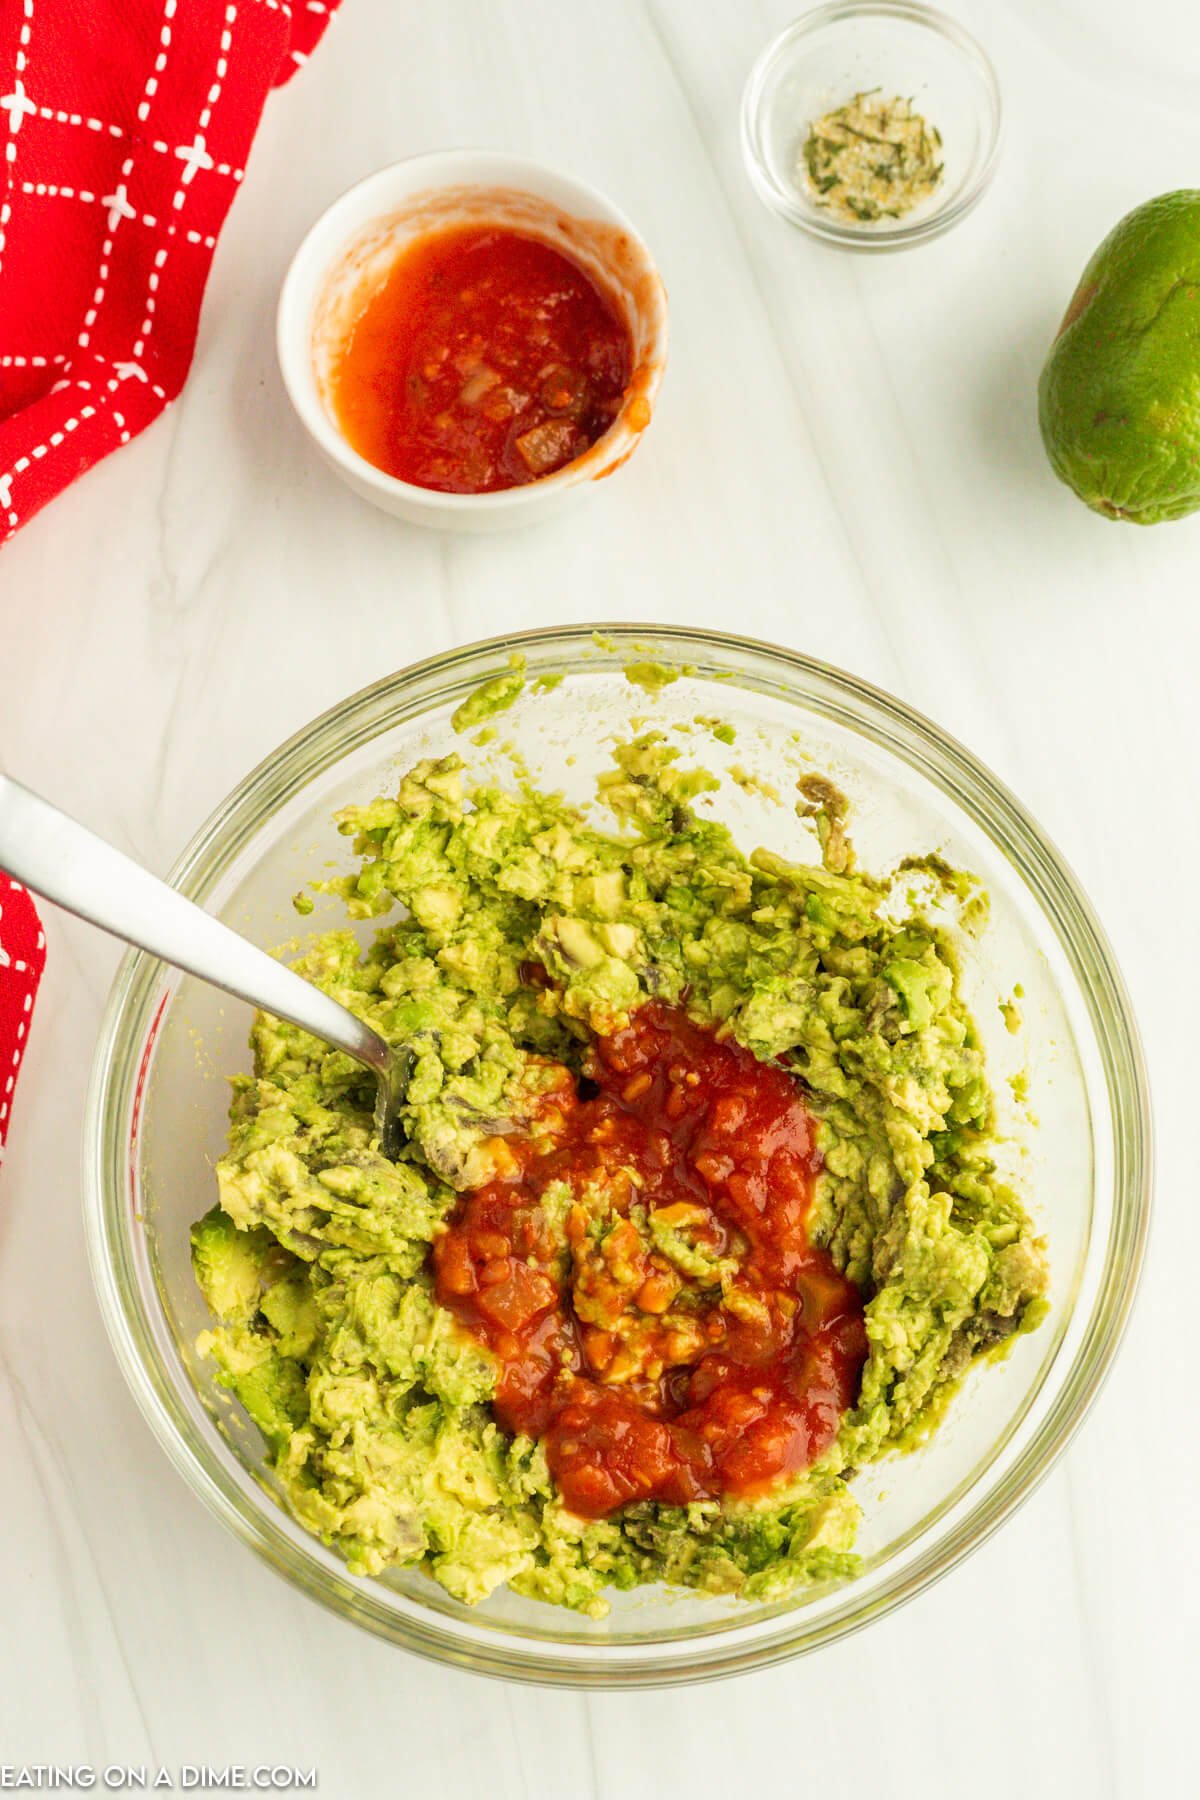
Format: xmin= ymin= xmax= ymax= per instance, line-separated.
xmin=798 ymin=90 xmax=943 ymax=225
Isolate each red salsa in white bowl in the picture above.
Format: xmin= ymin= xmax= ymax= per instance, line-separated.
xmin=278 ymin=152 xmax=667 ymax=531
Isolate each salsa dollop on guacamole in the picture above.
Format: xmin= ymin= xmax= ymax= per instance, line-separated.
xmin=191 ymin=733 xmax=1048 ymax=1616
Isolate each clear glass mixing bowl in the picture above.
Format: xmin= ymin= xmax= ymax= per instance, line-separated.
xmin=83 ymin=625 xmax=1150 ymax=1686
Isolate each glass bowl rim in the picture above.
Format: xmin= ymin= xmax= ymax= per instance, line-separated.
xmin=82 ymin=622 xmax=1152 ymax=1686
xmin=740 ymin=0 xmax=1004 ymax=251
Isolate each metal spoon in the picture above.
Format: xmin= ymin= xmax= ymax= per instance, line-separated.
xmin=0 ymin=773 xmax=409 ymax=1158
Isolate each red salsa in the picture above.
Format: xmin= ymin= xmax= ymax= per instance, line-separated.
xmin=433 ymin=1002 xmax=867 ymax=1519
xmin=329 ymin=224 xmax=633 ymax=493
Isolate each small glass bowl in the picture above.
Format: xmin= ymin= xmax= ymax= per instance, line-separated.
xmin=742 ymin=3 xmax=1002 ymax=250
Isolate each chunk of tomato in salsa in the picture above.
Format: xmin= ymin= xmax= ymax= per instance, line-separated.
xmin=329 ymin=224 xmax=633 ymax=494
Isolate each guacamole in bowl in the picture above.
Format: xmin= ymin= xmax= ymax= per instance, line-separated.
xmin=86 ymin=628 xmax=1145 ymax=1683
xmin=190 ymin=716 xmax=1047 ymax=1618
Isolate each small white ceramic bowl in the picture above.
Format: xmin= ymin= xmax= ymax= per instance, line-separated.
xmin=276 ymin=150 xmax=669 ymax=532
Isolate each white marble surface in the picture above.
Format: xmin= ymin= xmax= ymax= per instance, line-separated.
xmin=0 ymin=0 xmax=1195 ymax=1791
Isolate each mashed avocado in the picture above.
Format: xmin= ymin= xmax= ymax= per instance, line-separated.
xmin=192 ymin=734 xmax=1047 ymax=1617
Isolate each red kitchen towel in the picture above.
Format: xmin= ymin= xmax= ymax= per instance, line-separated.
xmin=0 ymin=878 xmax=45 ymax=1161
xmin=0 ymin=0 xmax=341 ymax=542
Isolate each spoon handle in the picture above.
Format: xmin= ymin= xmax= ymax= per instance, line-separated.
xmin=0 ymin=773 xmax=390 ymax=1080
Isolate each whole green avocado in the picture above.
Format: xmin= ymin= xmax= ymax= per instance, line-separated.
xmin=1038 ymin=190 xmax=1200 ymax=523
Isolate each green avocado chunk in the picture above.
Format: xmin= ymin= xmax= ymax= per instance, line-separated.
xmin=192 ymin=733 xmax=1048 ymax=1618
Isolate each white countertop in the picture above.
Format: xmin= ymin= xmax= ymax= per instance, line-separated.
xmin=0 ymin=0 xmax=1194 ymax=1792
